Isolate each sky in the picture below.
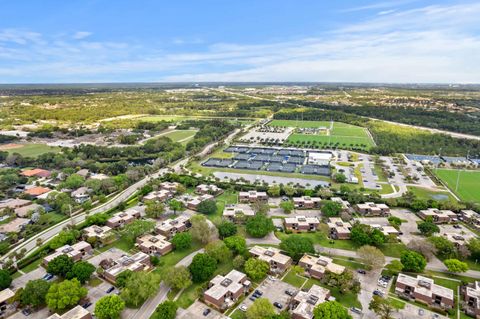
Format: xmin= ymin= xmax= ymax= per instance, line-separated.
xmin=0 ymin=0 xmax=479 ymax=83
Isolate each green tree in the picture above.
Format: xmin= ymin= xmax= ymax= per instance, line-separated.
xmin=246 ymin=298 xmax=276 ymax=319
xmin=95 ymin=295 xmax=125 ymax=319
xmin=152 ymin=300 xmax=178 ymax=319
xmin=224 ymin=235 xmax=247 ymax=255
xmin=49 ymin=230 xmax=80 ymax=250
xmin=171 ymin=232 xmax=192 ymax=250
xmin=121 ymin=271 xmax=161 ymax=307
xmin=188 ymin=253 xmax=217 ymax=283
xmin=369 ymin=295 xmax=400 ymax=319
xmin=21 ymin=279 xmax=51 ymax=308
xmin=67 ymin=261 xmax=95 ymax=284
xmin=145 ymin=201 xmax=165 ymax=219
xmin=163 ymin=266 xmax=192 ymax=290
xmin=400 ymin=251 xmax=426 ymax=272
xmin=115 ymin=270 xmax=134 ymax=288
xmin=61 ymin=174 xmax=85 ymax=189
xmin=267 ymin=184 xmax=281 ymax=197
xmin=47 ymin=255 xmax=74 ymax=278
xmin=384 ymin=260 xmax=404 ymax=276
xmin=444 ymin=259 xmax=469 ymax=273
xmin=280 ymin=201 xmax=295 ymax=214
xmin=283 ymin=184 xmax=296 ymax=197
xmin=244 ymin=258 xmax=270 ymax=281
xmin=429 ymin=236 xmax=457 ymax=259
xmin=350 ymin=223 xmax=385 ymax=247
xmin=233 ymin=255 xmax=245 ymax=270
xmin=46 ymin=278 xmax=87 ymax=311
xmin=205 ymin=240 xmax=232 ymax=263
xmin=313 ymin=300 xmax=352 ymax=319
xmin=467 ymin=238 xmax=480 ymax=260
xmin=169 ymin=199 xmax=185 ymax=215
xmin=217 ymin=221 xmax=237 ymax=239
xmin=197 ymin=199 xmax=217 ymax=215
xmin=280 ymin=235 xmax=315 ymax=260
xmin=246 ymin=214 xmax=274 ymax=238
xmin=190 ymin=215 xmax=215 ymax=244
xmin=322 ymin=200 xmax=343 ymax=217
xmin=387 ymin=216 xmax=402 ymax=229
xmin=357 ymin=245 xmax=385 ymax=270
xmin=0 ymin=269 xmax=12 ymax=289
xmin=333 ymin=173 xmax=347 ymax=183
xmin=122 ymin=220 xmax=155 ymax=244
xmin=417 ymin=221 xmax=440 ymax=236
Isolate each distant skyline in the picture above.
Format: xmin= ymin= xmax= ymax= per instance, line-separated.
xmin=1 ymin=0 xmax=480 ymax=83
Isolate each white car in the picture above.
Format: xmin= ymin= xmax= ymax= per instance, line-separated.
xmin=239 ymin=304 xmax=247 ymax=312
xmin=377 ymin=280 xmax=388 ymax=288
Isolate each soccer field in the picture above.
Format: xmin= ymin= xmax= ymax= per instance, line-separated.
xmin=3 ymin=143 xmax=60 ymax=158
xmin=435 ymin=169 xmax=480 ymax=203
xmin=162 ymin=130 xmax=197 ymax=143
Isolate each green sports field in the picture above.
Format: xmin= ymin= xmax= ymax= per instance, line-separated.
xmin=4 ymin=143 xmax=60 ymax=158
xmin=435 ymin=169 xmax=480 ymax=203
xmin=162 ymin=130 xmax=197 ymax=144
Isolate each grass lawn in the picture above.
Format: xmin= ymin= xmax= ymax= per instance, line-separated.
xmin=153 ymin=240 xmax=204 ymax=278
xmin=97 ymin=236 xmax=134 ymax=253
xmin=274 ymin=231 xmax=358 ymax=251
xmin=230 ymin=309 xmax=247 ymax=319
xmin=435 ymin=169 xmax=480 ymax=203
xmin=388 ymin=297 xmax=406 ymax=309
xmin=407 ymin=186 xmax=456 ymax=203
xmin=269 ymin=120 xmax=332 ymax=128
xmin=332 ymin=258 xmax=367 ymax=270
xmin=379 ymin=243 xmax=409 ymax=258
xmin=5 ymin=143 xmax=60 ymax=157
xmin=162 ymin=130 xmax=197 ymax=143
xmin=211 ymin=190 xmax=238 ymax=224
xmin=303 ymin=278 xmax=362 ymax=308
xmin=20 ymin=257 xmax=43 ymax=273
xmin=88 ymin=277 xmax=103 ymax=287
xmin=282 ymin=269 xmax=307 ymax=288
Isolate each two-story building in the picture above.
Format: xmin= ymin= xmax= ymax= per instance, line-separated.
xmin=298 ymin=254 xmax=345 ymax=280
xmin=418 ymin=208 xmax=457 ymax=224
xmin=195 ymin=184 xmax=223 ymax=196
xmin=106 ymin=208 xmax=142 ymax=229
xmin=291 ymin=284 xmax=331 ymax=319
xmin=203 ymin=270 xmax=250 ymax=311
xmin=327 ymin=218 xmax=352 ymax=240
xmin=101 ymin=252 xmax=151 ymax=284
xmin=155 ymin=215 xmax=191 ymax=239
xmin=293 ymin=196 xmax=321 ymax=209
xmin=284 ymin=216 xmax=320 ymax=232
xmin=43 ymin=241 xmax=93 ymax=267
xmin=82 ymin=225 xmax=115 ymax=246
xmin=136 ymin=233 xmax=173 ymax=256
xmin=355 ymin=202 xmax=390 ymax=216
xmin=249 ymin=246 xmax=292 ymax=274
xmin=238 ymin=191 xmax=268 ymax=203
xmin=223 ymin=204 xmax=255 ymax=223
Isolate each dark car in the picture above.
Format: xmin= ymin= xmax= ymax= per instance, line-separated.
xmin=22 ymin=309 xmax=31 ymax=316
xmin=254 ymin=290 xmax=263 ymax=296
xmin=273 ymin=302 xmax=283 ymax=309
xmin=249 ymin=296 xmax=257 ymax=301
xmin=43 ymin=273 xmax=54 ymax=281
xmin=453 ymin=224 xmax=462 ymax=229
xmin=285 ymin=289 xmax=296 ymax=296
xmin=106 ymin=286 xmax=115 ymax=294
xmin=203 ymin=308 xmax=211 ymax=316
xmin=357 ymin=269 xmax=366 ymax=274
xmin=350 ymin=307 xmax=362 ymax=314
xmin=373 ymin=290 xmax=384 ymax=297
xmin=82 ymin=302 xmax=92 ymax=309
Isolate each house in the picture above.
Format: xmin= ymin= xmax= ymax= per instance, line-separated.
xmin=293 ymin=196 xmax=321 ymax=209
xmin=43 ymin=241 xmax=93 ymax=266
xmin=82 ymin=225 xmax=115 ymax=246
xmin=186 ymin=194 xmax=214 ymax=211
xmin=463 ymin=281 xmax=480 ymax=318
xmin=238 ymin=191 xmax=268 ymax=203
xmin=0 ymin=198 xmax=31 ymax=211
xmin=249 ymin=246 xmax=292 ymax=274
xmin=156 ymin=215 xmax=191 ymax=239
xmin=223 ymin=204 xmax=255 ymax=223
xmin=330 ymin=197 xmax=351 ymax=212
xmin=355 ymin=202 xmax=390 ymax=216
xmin=298 ymin=254 xmax=345 ymax=280
xmin=24 ymin=186 xmax=51 ymax=198
xmin=443 ymin=233 xmax=476 ymax=249
xmin=14 ymin=203 xmax=42 ymax=218
xmin=136 ymin=233 xmax=172 ymax=256
xmin=143 ymin=189 xmax=173 ymax=202
xmin=46 ymin=305 xmax=92 ymax=319
xmin=327 ymin=218 xmax=352 ymax=239
xmin=21 ymin=168 xmax=51 ymax=178
xmin=203 ymin=270 xmax=250 ymax=311
xmin=106 ymin=208 xmax=141 ymax=229
xmin=195 ymin=184 xmax=223 ymax=196
xmin=460 ymin=210 xmax=480 ymax=228
xmin=291 ymin=284 xmax=331 ymax=319
xmin=370 ymin=224 xmax=400 ymax=237
xmin=395 ymin=274 xmax=454 ymax=309
xmin=76 ymin=169 xmax=90 ymax=178
xmin=71 ymin=187 xmax=91 ymax=204
xmin=284 ymin=216 xmax=320 ymax=232
xmin=101 ymin=252 xmax=151 ymax=284
xmin=159 ymin=181 xmax=180 ymax=192
xmin=418 ymin=208 xmax=457 ymax=224
xmin=0 ymin=218 xmax=30 ymax=233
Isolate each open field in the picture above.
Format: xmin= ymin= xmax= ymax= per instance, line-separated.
xmin=3 ymin=143 xmax=60 ymax=157
xmin=407 ymin=186 xmax=457 ymax=202
xmin=269 ymin=119 xmax=332 ymax=128
xmin=435 ymin=169 xmax=480 ymax=203
xmin=162 ymin=129 xmax=197 ymax=143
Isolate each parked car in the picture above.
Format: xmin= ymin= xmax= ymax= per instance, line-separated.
xmin=273 ymin=302 xmax=283 ymax=309
xmin=82 ymin=302 xmax=92 ymax=309
xmin=203 ymin=308 xmax=211 ymax=316
xmin=373 ymin=290 xmax=384 ymax=297
xmin=43 ymin=273 xmax=54 ymax=281
xmin=350 ymin=307 xmax=362 ymax=314
xmin=21 ymin=309 xmax=31 ymax=316
xmin=254 ymin=290 xmax=263 ymax=296
xmin=418 ymin=309 xmax=424 ymax=316
xmin=106 ymin=286 xmax=115 ymax=294
xmin=285 ymin=289 xmax=296 ymax=296
xmin=239 ymin=304 xmax=247 ymax=312
xmin=249 ymin=296 xmax=257 ymax=301
xmin=357 ymin=269 xmax=366 ymax=275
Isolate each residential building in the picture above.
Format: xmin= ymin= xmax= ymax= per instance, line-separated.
xmin=24 ymin=186 xmax=51 ymax=198
xmin=43 ymin=241 xmax=93 ymax=266
xmin=238 ymin=191 xmax=268 ymax=203
xmin=223 ymin=204 xmax=255 ymax=223
xmin=106 ymin=208 xmax=141 ymax=229
xmin=156 ymin=215 xmax=191 ymax=239
xmin=20 ymin=168 xmax=51 ymax=178
xmin=298 ymin=254 xmax=345 ymax=280
xmin=0 ymin=218 xmax=30 ymax=233
xmin=186 ymin=194 xmax=214 ymax=211
xmin=327 ymin=218 xmax=352 ymax=239
xmin=46 ymin=305 xmax=92 ymax=319
xmin=82 ymin=225 xmax=115 ymax=246
xmin=101 ymin=252 xmax=151 ymax=284
xmin=159 ymin=181 xmax=180 ymax=192
xmin=0 ymin=288 xmax=14 ymax=314
xmin=249 ymin=246 xmax=292 ymax=274
xmin=136 ymin=233 xmax=172 ymax=256
xmin=0 ymin=198 xmax=31 ymax=211
xmin=14 ymin=203 xmax=42 ymax=218
xmin=370 ymin=224 xmax=400 ymax=237
xmin=418 ymin=208 xmax=457 ymax=224
xmin=443 ymin=233 xmax=476 ymax=249
xmin=71 ymin=187 xmax=91 ymax=204
xmin=203 ymin=270 xmax=251 ymax=310
xmin=291 ymin=284 xmax=331 ymax=319
xmin=143 ymin=189 xmax=173 ymax=202
xmin=395 ymin=274 xmax=454 ymax=309
xmin=355 ymin=202 xmax=390 ymax=216
xmin=284 ymin=216 xmax=320 ymax=232
xmin=196 ymin=184 xmax=223 ymax=196
xmin=463 ymin=281 xmax=480 ymax=318
xmin=330 ymin=197 xmax=351 ymax=212
xmin=293 ymin=196 xmax=321 ymax=209
xmin=460 ymin=210 xmax=480 ymax=228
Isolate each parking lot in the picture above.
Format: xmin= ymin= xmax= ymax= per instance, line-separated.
xmin=85 ymin=278 xmax=118 ymax=312
xmin=12 ymin=267 xmax=48 ymax=291
xmin=389 ymin=209 xmax=422 ymax=244
xmin=177 ymin=300 xmax=229 ymax=319
xmin=237 ymin=277 xmax=295 ymax=313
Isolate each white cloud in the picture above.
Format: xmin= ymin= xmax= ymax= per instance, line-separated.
xmin=72 ymin=31 xmax=92 ymax=40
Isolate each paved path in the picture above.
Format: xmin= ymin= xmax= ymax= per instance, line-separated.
xmin=246 ymin=232 xmax=281 ymax=245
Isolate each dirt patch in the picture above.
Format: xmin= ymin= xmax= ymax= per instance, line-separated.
xmin=0 ymin=143 xmax=24 ymax=150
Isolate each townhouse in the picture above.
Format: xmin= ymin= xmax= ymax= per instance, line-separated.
xmin=293 ymin=196 xmax=321 ymax=209
xmin=298 ymin=254 xmax=345 ymax=280
xmin=186 ymin=194 xmax=214 ymax=211
xmin=106 ymin=208 xmax=141 ymax=229
xmin=249 ymin=246 xmax=292 ymax=274
xmin=418 ymin=208 xmax=457 ymax=224
xmin=355 ymin=202 xmax=390 ymax=216
xmin=327 ymin=218 xmax=352 ymax=239
xmin=101 ymin=252 xmax=151 ymax=284
xmin=136 ymin=233 xmax=173 ymax=256
xmin=43 ymin=241 xmax=93 ymax=266
xmin=46 ymin=306 xmax=92 ymax=319
xmin=223 ymin=204 xmax=255 ymax=223
xmin=82 ymin=225 xmax=115 ymax=246
xmin=155 ymin=215 xmax=191 ymax=239
xmin=195 ymin=184 xmax=223 ymax=196
xmin=291 ymin=284 xmax=331 ymax=319
xmin=203 ymin=270 xmax=250 ymax=310
xmin=463 ymin=281 xmax=480 ymax=318
xmin=330 ymin=197 xmax=351 ymax=212
xmin=238 ymin=191 xmax=268 ymax=203
xmin=395 ymin=274 xmax=454 ymax=309
xmin=284 ymin=216 xmax=320 ymax=232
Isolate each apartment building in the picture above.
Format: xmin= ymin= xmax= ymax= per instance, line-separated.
xmin=223 ymin=204 xmax=255 ymax=223
xmin=293 ymin=196 xmax=321 ymax=209
xmin=186 ymin=194 xmax=214 ymax=211
xmin=330 ymin=197 xmax=351 ymax=212
xmin=136 ymin=233 xmax=173 ymax=256
xmin=143 ymin=189 xmax=174 ymax=202
xmin=159 ymin=181 xmax=180 ymax=192
xmin=249 ymin=246 xmax=292 ymax=274
xmin=106 ymin=208 xmax=141 ymax=229
xmin=395 ymin=274 xmax=454 ymax=309
xmin=355 ymin=202 xmax=390 ymax=216
xmin=370 ymin=224 xmax=400 ymax=237
xmin=443 ymin=233 xmax=476 ymax=249
xmin=203 ymin=270 xmax=250 ymax=310
xmin=238 ymin=191 xmax=268 ymax=203
xmin=284 ymin=216 xmax=320 ymax=232
xmin=327 ymin=218 xmax=352 ymax=239
xmin=298 ymin=254 xmax=345 ymax=280
xmin=101 ymin=252 xmax=151 ymax=284
xmin=43 ymin=241 xmax=93 ymax=266
xmin=463 ymin=281 xmax=480 ymax=318
xmin=46 ymin=306 xmax=92 ymax=319
xmin=195 ymin=184 xmax=223 ymax=196
xmin=156 ymin=215 xmax=191 ymax=239
xmin=291 ymin=284 xmax=331 ymax=319
xmin=82 ymin=225 xmax=115 ymax=246
xmin=418 ymin=208 xmax=457 ymax=224
xmin=460 ymin=210 xmax=480 ymax=228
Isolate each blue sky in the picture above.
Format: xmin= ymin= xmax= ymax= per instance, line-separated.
xmin=0 ymin=0 xmax=479 ymax=83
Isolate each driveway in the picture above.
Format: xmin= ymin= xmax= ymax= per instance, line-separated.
xmin=356 ymin=268 xmax=382 ymax=318
xmin=177 ymin=300 xmax=229 ymax=319
xmin=12 ymin=267 xmax=48 ymax=291
xmin=246 ymin=232 xmax=281 ymax=245
xmin=389 ymin=209 xmax=422 ymax=244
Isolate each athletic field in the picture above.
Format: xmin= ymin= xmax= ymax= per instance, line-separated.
xmin=0 ymin=143 xmax=60 ymax=158
xmin=162 ymin=130 xmax=197 ymax=144
xmin=435 ymin=169 xmax=480 ymax=203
